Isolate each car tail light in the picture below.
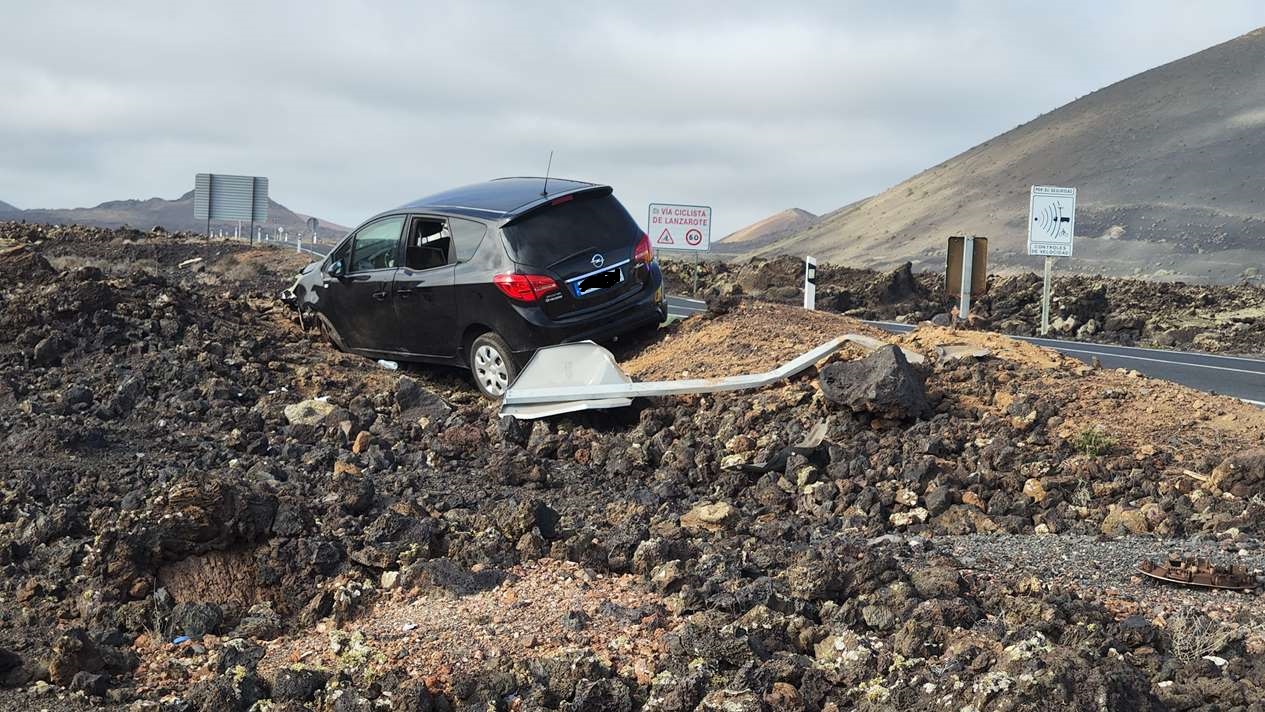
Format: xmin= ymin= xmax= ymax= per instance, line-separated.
xmin=633 ymin=231 xmax=653 ymax=264
xmin=493 ymin=272 xmax=559 ymax=302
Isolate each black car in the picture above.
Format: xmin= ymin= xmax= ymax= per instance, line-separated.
xmin=286 ymin=177 xmax=666 ymax=397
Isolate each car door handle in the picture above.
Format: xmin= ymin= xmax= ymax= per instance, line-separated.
xmin=396 ymin=288 xmax=414 ymax=298
xmin=371 ymin=290 xmax=388 ymax=301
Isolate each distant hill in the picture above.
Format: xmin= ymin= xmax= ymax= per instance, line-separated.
xmin=0 ymin=200 xmax=19 ymax=215
xmin=714 ymin=208 xmax=818 ymax=253
xmin=755 ymin=27 xmax=1265 ymax=283
xmin=3 ymin=191 xmax=347 ymax=240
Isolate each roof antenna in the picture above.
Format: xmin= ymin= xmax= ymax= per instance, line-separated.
xmin=541 ymin=150 xmax=554 ymax=196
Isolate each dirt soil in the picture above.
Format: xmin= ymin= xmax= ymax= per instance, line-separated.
xmin=253 ymin=559 xmax=675 ymax=688
xmin=623 ymin=302 xmax=886 ymax=380
xmin=3 ymin=222 xmax=1265 ymax=711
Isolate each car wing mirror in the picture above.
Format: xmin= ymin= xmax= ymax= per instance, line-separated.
xmin=328 ymin=259 xmax=346 ymax=279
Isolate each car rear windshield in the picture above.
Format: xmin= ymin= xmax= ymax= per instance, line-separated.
xmin=502 ymin=193 xmax=640 ymax=268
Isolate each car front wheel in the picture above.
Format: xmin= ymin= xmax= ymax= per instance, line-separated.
xmin=469 ymin=332 xmax=518 ymax=399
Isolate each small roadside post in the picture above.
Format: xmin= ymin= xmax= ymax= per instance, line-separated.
xmin=1027 ymin=186 xmax=1076 ymax=335
xmin=946 ymin=236 xmax=988 ymax=322
xmin=804 ymin=256 xmax=817 ymax=310
xmin=647 ymin=203 xmax=711 ymax=296
xmin=306 ymin=217 xmax=319 ymax=253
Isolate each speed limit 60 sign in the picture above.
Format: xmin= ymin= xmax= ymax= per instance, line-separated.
xmin=648 ymin=203 xmax=711 ymax=251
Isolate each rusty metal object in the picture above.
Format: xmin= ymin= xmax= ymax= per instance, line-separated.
xmin=1138 ymin=555 xmax=1257 ymax=591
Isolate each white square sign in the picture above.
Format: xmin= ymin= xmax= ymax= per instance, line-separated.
xmin=1027 ymin=185 xmax=1076 ymax=257
xmin=648 ymin=203 xmax=711 ymax=251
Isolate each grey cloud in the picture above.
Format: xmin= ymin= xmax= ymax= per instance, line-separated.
xmin=1 ymin=1 xmax=1263 ymax=234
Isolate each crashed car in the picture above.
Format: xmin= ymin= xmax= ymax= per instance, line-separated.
xmin=284 ymin=177 xmax=667 ymax=398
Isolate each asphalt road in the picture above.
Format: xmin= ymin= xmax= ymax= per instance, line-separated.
xmin=667 ymin=296 xmax=1265 ymax=405
xmin=258 ymin=246 xmax=1264 ymax=405
xmin=257 ymin=236 xmax=331 ymax=258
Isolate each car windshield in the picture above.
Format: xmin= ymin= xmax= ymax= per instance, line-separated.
xmin=502 ymin=193 xmax=640 ymax=268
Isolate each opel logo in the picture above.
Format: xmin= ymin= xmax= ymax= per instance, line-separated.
xmin=591 ymin=253 xmax=605 ymax=269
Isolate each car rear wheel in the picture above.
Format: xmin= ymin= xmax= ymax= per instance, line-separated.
xmin=469 ymin=332 xmax=518 ymax=399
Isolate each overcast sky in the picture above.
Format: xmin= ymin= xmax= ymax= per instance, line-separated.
xmin=2 ymin=1 xmax=1264 ymax=235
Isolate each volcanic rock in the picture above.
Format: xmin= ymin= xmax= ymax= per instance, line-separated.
xmin=0 ymin=648 xmax=25 ymax=688
xmin=395 ymin=376 xmax=451 ymax=425
xmin=33 ymin=333 xmax=71 ymax=365
xmin=1206 ymin=448 xmax=1265 ymax=498
xmin=1101 ymin=505 xmax=1151 ymax=536
xmin=169 ymin=602 xmax=223 ymax=640
xmin=0 ymin=648 xmax=20 ymax=675
xmin=681 ymin=502 xmax=737 ymax=533
xmin=0 ymin=244 xmax=55 ymax=282
xmin=284 ymin=398 xmax=338 ymax=426
xmin=70 ymin=670 xmax=109 ymax=697
xmin=336 ymin=471 xmax=375 ymax=515
xmin=217 ymin=638 xmax=267 ymax=674
xmin=135 ymin=478 xmax=277 ymax=561
xmin=819 ymin=345 xmax=930 ymax=419
xmin=273 ymin=667 xmax=329 ymax=702
xmin=570 ymin=677 xmax=632 ymax=711
xmin=47 ymin=628 xmax=105 ymax=685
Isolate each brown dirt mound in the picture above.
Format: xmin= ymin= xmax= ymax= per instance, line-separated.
xmin=623 ymin=302 xmax=887 ymax=380
xmin=897 ymin=325 xmax=1072 ymax=370
xmin=907 ymin=325 xmax=1265 ymax=453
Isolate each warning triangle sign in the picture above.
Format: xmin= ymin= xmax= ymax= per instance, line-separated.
xmin=656 ymin=228 xmax=675 ymax=245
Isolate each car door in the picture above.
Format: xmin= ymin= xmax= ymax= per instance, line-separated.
xmin=393 ymin=215 xmax=457 ymax=358
xmin=322 ymin=215 xmax=406 ymax=352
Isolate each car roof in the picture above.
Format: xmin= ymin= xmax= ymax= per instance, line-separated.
xmin=390 ymin=177 xmax=608 ymax=221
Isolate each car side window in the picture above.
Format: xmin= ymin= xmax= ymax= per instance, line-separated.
xmin=349 ymin=216 xmax=404 ymax=273
xmin=404 ymin=218 xmax=451 ymax=271
xmin=450 ymin=218 xmax=488 ymax=262
xmin=327 ymin=239 xmax=351 ymax=273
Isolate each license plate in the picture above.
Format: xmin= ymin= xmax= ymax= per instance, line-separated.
xmin=573 ymin=267 xmax=622 ymax=297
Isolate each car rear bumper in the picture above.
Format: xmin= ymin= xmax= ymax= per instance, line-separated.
xmin=504 ymin=281 xmax=666 ymax=357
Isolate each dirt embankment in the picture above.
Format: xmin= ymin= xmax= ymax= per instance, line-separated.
xmin=662 ymin=254 xmax=1265 ymax=355
xmin=1 ymin=223 xmax=1264 ymax=709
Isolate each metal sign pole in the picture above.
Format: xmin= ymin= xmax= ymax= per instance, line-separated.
xmin=959 ymin=236 xmax=974 ymax=321
xmin=693 ymin=251 xmax=700 ymax=296
xmin=249 ymin=179 xmax=256 ymax=245
xmin=205 ymin=177 xmax=212 ymax=239
xmin=1041 ymin=256 xmax=1054 ymax=335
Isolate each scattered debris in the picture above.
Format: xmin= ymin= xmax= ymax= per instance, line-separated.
xmin=1138 ymin=556 xmax=1258 ymax=591
xmin=935 ymin=344 xmax=992 ymax=362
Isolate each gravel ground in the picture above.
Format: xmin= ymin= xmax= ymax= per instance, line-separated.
xmin=941 ymin=533 xmax=1265 ymax=620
